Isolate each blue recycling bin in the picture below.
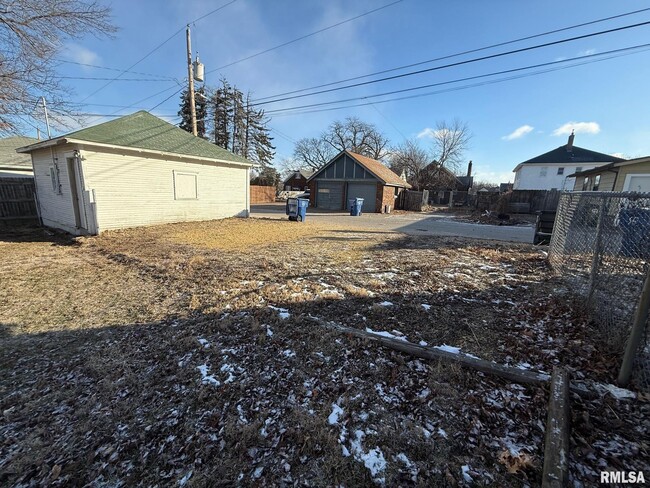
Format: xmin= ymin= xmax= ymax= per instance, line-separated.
xmin=349 ymin=197 xmax=364 ymax=216
xmin=618 ymin=208 xmax=650 ymax=258
xmin=286 ymin=197 xmax=308 ymax=222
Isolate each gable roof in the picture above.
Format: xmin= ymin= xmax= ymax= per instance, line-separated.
xmin=514 ymin=144 xmax=625 ymax=172
xmin=346 ymin=151 xmax=411 ymax=187
xmin=0 ymin=136 xmax=38 ymax=169
xmin=17 ymin=111 xmax=252 ymax=166
xmin=282 ymin=169 xmax=314 ymax=185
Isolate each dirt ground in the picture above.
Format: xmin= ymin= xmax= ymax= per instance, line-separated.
xmin=1 ymin=219 xmax=648 ymax=486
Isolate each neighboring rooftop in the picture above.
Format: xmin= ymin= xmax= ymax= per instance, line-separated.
xmin=346 ymin=151 xmax=411 ymax=187
xmin=0 ymin=136 xmax=38 ymax=169
xmin=17 ymin=111 xmax=252 ymax=165
xmin=569 ymin=155 xmax=650 ymax=177
xmin=514 ymin=133 xmax=625 ymax=170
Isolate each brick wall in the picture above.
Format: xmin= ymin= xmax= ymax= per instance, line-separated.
xmin=376 ymin=184 xmax=401 ymax=213
xmin=250 ymin=185 xmax=276 ymax=204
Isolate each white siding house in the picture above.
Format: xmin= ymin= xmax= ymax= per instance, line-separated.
xmin=17 ymin=112 xmax=253 ymax=235
xmin=512 ymin=133 xmax=624 ymax=190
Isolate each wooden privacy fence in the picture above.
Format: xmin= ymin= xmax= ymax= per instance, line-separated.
xmin=0 ymin=177 xmax=37 ymax=226
xmin=400 ymin=190 xmax=429 ymax=211
xmin=476 ymin=189 xmax=561 ymax=213
xmin=250 ymin=185 xmax=276 ymax=204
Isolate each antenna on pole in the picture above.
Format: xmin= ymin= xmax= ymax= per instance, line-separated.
xmin=40 ymin=97 xmax=51 ymax=139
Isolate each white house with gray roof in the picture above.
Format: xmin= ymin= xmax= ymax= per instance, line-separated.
xmin=512 ymin=133 xmax=625 ymax=190
xmin=17 ymin=111 xmax=254 ymax=235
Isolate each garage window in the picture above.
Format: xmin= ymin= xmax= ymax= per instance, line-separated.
xmin=173 ymin=171 xmax=198 ymax=200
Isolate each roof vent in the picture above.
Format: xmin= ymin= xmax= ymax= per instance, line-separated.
xmin=566 ymin=130 xmax=575 ymax=152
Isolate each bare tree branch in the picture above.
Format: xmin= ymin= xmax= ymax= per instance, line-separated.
xmin=0 ymin=0 xmax=116 ymax=135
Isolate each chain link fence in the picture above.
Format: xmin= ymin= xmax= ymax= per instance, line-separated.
xmin=548 ymin=191 xmax=650 ymax=390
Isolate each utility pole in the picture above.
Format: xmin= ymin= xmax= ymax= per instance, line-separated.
xmin=185 ymin=24 xmax=197 ymax=137
xmin=40 ymin=97 xmax=51 ymax=139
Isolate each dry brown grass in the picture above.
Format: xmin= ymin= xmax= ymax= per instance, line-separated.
xmin=0 ymin=220 xmax=646 ymax=487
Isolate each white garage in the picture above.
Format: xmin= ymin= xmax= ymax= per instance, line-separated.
xmin=17 ymin=111 xmax=253 ymax=235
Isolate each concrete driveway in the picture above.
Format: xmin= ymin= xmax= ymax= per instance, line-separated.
xmin=251 ymin=203 xmax=534 ymax=243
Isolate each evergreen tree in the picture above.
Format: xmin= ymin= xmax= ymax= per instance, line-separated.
xmin=210 ymin=79 xmax=232 ymax=149
xmin=177 ymin=86 xmax=208 ymax=138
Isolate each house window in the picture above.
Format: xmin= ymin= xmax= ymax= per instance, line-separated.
xmin=173 ymin=171 xmax=198 ymax=200
xmin=539 ymin=167 xmax=548 ymax=177
xmin=592 ymin=175 xmax=601 ymax=191
xmin=581 ymin=177 xmax=589 ymax=191
xmin=576 ymin=167 xmax=583 ymax=173
xmin=557 ymin=167 xmax=564 ymax=175
xmin=49 ymin=166 xmax=61 ymax=194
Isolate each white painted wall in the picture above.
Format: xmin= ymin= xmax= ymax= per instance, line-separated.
xmin=30 ymin=143 xmax=250 ymax=235
xmin=512 ymin=163 xmax=602 ymax=190
xmin=30 ymin=144 xmax=82 ymax=234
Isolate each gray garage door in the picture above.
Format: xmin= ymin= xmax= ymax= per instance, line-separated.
xmin=317 ymin=181 xmax=344 ymax=210
xmin=347 ymin=182 xmax=377 ymax=213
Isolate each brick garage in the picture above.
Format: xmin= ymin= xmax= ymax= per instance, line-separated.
xmin=306 ymin=150 xmax=410 ymax=213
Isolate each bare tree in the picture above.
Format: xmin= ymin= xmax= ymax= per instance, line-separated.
xmin=292 ymin=116 xmax=390 ymax=171
xmin=389 ymin=139 xmax=428 ymax=189
xmin=0 ymin=0 xmax=116 ymax=134
xmin=322 ymin=117 xmax=389 ymax=160
xmin=429 ymin=119 xmax=471 ymax=172
xmin=292 ymin=136 xmax=337 ymax=171
xmin=416 ymin=119 xmax=471 ymax=189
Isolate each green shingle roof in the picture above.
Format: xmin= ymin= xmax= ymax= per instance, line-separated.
xmin=0 ymin=136 xmax=38 ymax=168
xmin=46 ymin=111 xmax=251 ymax=165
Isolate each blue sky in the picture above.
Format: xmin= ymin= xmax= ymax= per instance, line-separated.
xmin=51 ymin=0 xmax=650 ymax=182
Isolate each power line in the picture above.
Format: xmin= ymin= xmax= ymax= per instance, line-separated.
xmin=205 ymin=0 xmax=403 ymax=75
xmin=80 ymin=0 xmax=240 ymax=103
xmin=266 ymin=44 xmax=650 ymax=117
xmin=54 ymin=59 xmax=174 ymax=79
xmin=254 ymin=19 xmax=650 ymax=107
xmin=149 ymin=87 xmax=184 ymax=111
xmin=58 ymin=76 xmax=173 ymax=81
xmin=252 ymin=6 xmax=650 ymax=103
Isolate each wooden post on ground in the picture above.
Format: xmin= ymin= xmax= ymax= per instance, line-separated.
xmin=542 ymin=367 xmax=570 ymax=488
xmin=618 ymin=266 xmax=650 ymax=386
xmin=587 ymin=198 xmax=607 ymax=304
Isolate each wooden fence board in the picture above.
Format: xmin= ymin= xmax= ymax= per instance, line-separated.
xmin=0 ymin=177 xmax=37 ymax=221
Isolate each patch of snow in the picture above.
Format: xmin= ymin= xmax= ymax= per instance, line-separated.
xmin=282 ymin=349 xmax=296 ymax=358
xmin=328 ymin=403 xmax=344 ymax=425
xmin=365 ymin=328 xmax=407 ymax=342
xmin=422 ymin=428 xmax=431 ymax=439
xmin=178 ymin=470 xmax=193 ymax=486
xmin=197 ymin=364 xmax=220 ymax=386
xmin=421 ymin=304 xmax=431 ymax=311
xmin=438 ymin=428 xmax=448 ymax=438
xmin=378 ymin=301 xmax=394 ymax=307
xmin=434 ymin=344 xmax=461 ymax=354
xmin=461 ymin=465 xmax=473 ymax=482
xmin=597 ymin=383 xmax=636 ymax=400
xmin=197 ymin=338 xmax=210 ymax=348
xmin=253 ymin=466 xmax=264 ymax=479
xmin=268 ymin=305 xmax=290 ymax=319
xmin=265 ymin=325 xmax=273 ymax=337
xmin=396 ymin=453 xmax=418 ymax=482
xmin=349 ymin=430 xmax=387 ymax=484
xmin=220 ymin=363 xmax=236 ymax=383
xmin=418 ymin=388 xmax=430 ymax=399
xmin=359 ymin=411 xmax=369 ymax=422
xmin=418 ymin=340 xmax=428 ymax=347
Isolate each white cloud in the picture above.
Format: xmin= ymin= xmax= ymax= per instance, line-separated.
xmin=417 ymin=127 xmax=456 ymax=139
xmin=578 ymin=49 xmax=597 ymax=56
xmin=62 ymin=42 xmax=101 ymax=66
xmin=552 ymin=122 xmax=600 ymax=136
xmin=502 ymin=125 xmax=534 ymax=141
xmin=471 ymin=166 xmax=514 ymax=185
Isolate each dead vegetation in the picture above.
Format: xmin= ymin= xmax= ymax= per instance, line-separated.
xmin=0 ymin=219 xmax=648 ymax=486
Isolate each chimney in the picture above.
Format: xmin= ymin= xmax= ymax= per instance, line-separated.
xmin=466 ymin=160 xmax=472 ymax=178
xmin=566 ymin=130 xmax=575 ymax=152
